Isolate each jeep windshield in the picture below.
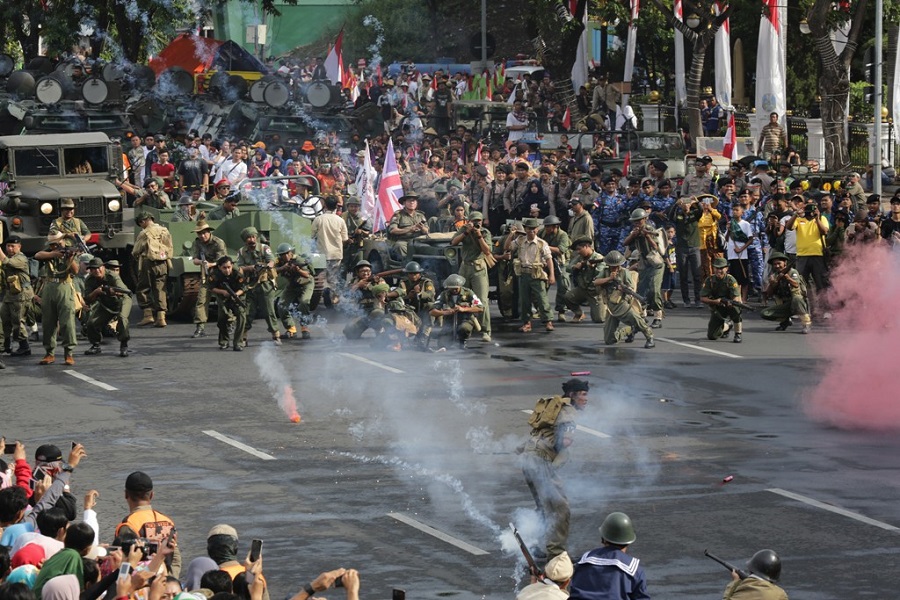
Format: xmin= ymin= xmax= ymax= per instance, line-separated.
xmin=15 ymin=148 xmax=61 ymax=177
xmin=63 ymin=145 xmax=110 ymax=175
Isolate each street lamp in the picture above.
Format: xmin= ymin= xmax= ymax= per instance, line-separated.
xmin=686 ymin=14 xmax=700 ymax=28
xmin=799 ymin=19 xmax=811 ymax=35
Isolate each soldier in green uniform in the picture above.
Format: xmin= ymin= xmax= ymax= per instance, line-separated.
xmin=623 ymin=208 xmax=666 ymax=329
xmin=0 ymin=236 xmax=34 ymax=357
xmin=566 ymin=193 xmax=595 ymax=245
xmin=700 ymin=257 xmax=744 ymax=343
xmin=389 ymin=261 xmax=435 ymax=342
xmin=761 ymin=251 xmax=811 ymax=333
xmin=34 ymin=233 xmax=80 ymax=365
xmin=132 ymin=212 xmax=173 ymax=328
xmin=451 ymin=211 xmax=493 ymax=342
xmin=595 ymin=251 xmax=655 ymax=348
xmin=505 ymin=218 xmax=556 ymax=333
xmin=342 ymin=260 xmax=384 ymax=339
xmin=209 ymin=256 xmax=247 ymax=351
xmin=132 ymin=177 xmax=171 ymax=209
xmin=49 ymin=198 xmax=91 ymax=248
xmin=723 ymin=550 xmax=787 ymax=600
xmin=341 ymin=196 xmax=370 ymax=276
xmin=190 ymin=221 xmax=227 ymax=338
xmin=207 ymin=194 xmax=241 ymax=221
xmin=563 ymin=237 xmax=605 ymax=323
xmin=387 ymin=192 xmax=428 ymax=259
xmin=520 ymin=378 xmax=590 ymax=559
xmin=539 ymin=215 xmax=571 ymax=322
xmin=274 ymin=243 xmax=314 ymax=340
xmin=429 ymin=274 xmax=484 ymax=349
xmin=83 ymin=259 xmax=132 ymax=357
xmin=494 ymin=222 xmax=522 ymax=320
xmin=236 ymin=227 xmax=281 ymax=346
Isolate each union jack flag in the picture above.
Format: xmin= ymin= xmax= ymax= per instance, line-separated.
xmin=375 ymin=138 xmax=403 ymax=232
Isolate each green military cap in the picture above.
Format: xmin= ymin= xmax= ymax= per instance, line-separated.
xmin=86 ymin=257 xmax=103 ymax=269
xmin=345 ymin=196 xmax=361 ymax=206
xmin=104 ymin=259 xmax=122 ymax=268
xmin=572 ymin=237 xmax=592 ymax=248
xmin=712 ymin=257 xmax=729 ymax=269
xmin=468 ymin=211 xmax=484 ymax=221
xmin=60 ymin=198 xmax=76 ymax=209
xmin=371 ymin=283 xmax=390 ymax=295
xmin=522 ymin=218 xmax=541 ymax=229
xmin=240 ymin=226 xmax=259 ymax=241
xmin=433 ymin=183 xmax=448 ymax=194
xmin=135 ymin=211 xmax=153 ymax=223
xmin=767 ymin=251 xmax=788 ymax=265
xmin=447 ymin=178 xmax=463 ymax=190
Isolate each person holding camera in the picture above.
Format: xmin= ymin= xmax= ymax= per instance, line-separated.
xmin=784 ymin=200 xmax=830 ymax=299
xmin=291 ymin=568 xmax=360 ymax=600
xmin=451 ymin=212 xmax=493 ymax=342
xmin=114 ymin=471 xmax=181 ymax=577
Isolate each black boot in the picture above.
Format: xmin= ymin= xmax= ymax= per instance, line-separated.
xmin=84 ymin=344 xmax=102 ymax=356
xmin=119 ymin=342 xmax=130 ymax=357
xmin=11 ymin=342 xmax=31 ymax=357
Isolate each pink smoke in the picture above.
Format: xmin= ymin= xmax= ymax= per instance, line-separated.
xmin=283 ymin=385 xmax=302 ymax=423
xmin=802 ymin=244 xmax=900 ymax=429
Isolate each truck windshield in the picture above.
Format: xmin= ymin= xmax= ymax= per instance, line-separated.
xmin=64 ymin=145 xmax=109 ymax=175
xmin=15 ymin=148 xmax=61 ymax=177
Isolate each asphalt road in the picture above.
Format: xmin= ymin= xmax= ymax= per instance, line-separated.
xmin=3 ymin=302 xmax=899 ymax=600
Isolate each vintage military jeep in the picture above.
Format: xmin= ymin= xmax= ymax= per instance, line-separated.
xmin=361 ymin=231 xmax=460 ymax=290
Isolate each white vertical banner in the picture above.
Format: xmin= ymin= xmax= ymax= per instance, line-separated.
xmin=674 ymin=0 xmax=686 ymax=109
xmin=571 ymin=9 xmax=590 ymax=93
xmin=755 ymin=0 xmax=787 ymax=135
xmin=357 ymin=141 xmax=377 ymax=225
xmin=621 ymin=0 xmax=639 ymax=108
xmin=895 ymin=30 xmax=900 ymax=145
xmin=714 ymin=1 xmax=731 ymax=109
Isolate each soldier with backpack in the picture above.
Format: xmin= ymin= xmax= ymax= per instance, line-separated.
xmin=519 ymin=378 xmax=590 ymax=560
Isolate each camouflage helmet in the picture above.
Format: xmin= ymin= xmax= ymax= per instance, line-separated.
xmin=604 ymin=250 xmax=626 ymax=267
xmin=240 ymin=227 xmax=259 ymax=241
xmin=276 ymin=243 xmax=294 ymax=255
xmin=598 ymin=512 xmax=636 ymax=546
xmin=747 ymin=550 xmax=782 ymax=583
xmin=443 ymin=274 xmax=466 ymax=288
xmin=629 ymin=208 xmax=648 ymax=221
xmin=404 ymin=261 xmax=423 ymax=274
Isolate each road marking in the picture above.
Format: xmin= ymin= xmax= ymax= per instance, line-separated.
xmin=655 ymin=337 xmax=743 ymax=359
xmin=337 ymin=352 xmax=405 ymax=374
xmin=202 ymin=430 xmax=275 ymax=461
xmin=387 ymin=512 xmax=489 ymax=555
xmin=521 ymin=410 xmax=611 ymax=438
xmin=767 ymin=488 xmax=900 ymax=532
xmin=63 ymin=370 xmax=118 ymax=391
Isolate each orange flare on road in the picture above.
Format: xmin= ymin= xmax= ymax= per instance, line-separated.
xmin=283 ymin=385 xmax=301 ymax=423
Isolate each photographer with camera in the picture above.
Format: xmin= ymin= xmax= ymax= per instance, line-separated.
xmin=784 ymin=199 xmax=830 ymax=304
xmin=291 ymin=568 xmax=360 ymax=600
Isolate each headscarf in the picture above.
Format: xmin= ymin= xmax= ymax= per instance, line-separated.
xmin=206 ymin=534 xmax=238 ymax=565
xmin=32 ymin=548 xmax=84 ymax=598
xmin=7 ymin=564 xmax=40 ymax=588
xmin=183 ymin=557 xmax=218 ymax=591
xmin=40 ymin=573 xmax=80 ymax=600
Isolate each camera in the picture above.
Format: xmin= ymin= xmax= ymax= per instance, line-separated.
xmin=804 ymin=205 xmax=816 ymax=218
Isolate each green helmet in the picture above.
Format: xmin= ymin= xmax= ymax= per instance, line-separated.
xmin=354 ymin=260 xmax=372 ymax=271
xmin=543 ymin=215 xmax=561 ymax=226
xmin=629 ymin=208 xmax=648 ymax=221
xmin=276 ymin=243 xmax=294 ymax=255
xmin=434 ymin=183 xmax=448 ymax=194
xmin=604 ymin=250 xmax=626 ymax=267
xmin=240 ymin=226 xmax=259 ymax=241
xmin=371 ymin=283 xmax=390 ymax=295
xmin=767 ymin=251 xmax=788 ymax=265
xmin=598 ymin=512 xmax=636 ymax=546
xmin=404 ymin=261 xmax=423 ymax=274
xmin=748 ymin=550 xmax=781 ymax=583
xmin=444 ymin=274 xmax=465 ymax=288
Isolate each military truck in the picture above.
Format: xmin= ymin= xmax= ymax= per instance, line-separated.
xmin=361 ymin=231 xmax=460 ymax=291
xmin=0 ymin=132 xmax=130 ymax=255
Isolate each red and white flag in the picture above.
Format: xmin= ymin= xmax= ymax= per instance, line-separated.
xmin=722 ymin=112 xmax=737 ymax=160
xmin=755 ymin=0 xmax=786 ymax=136
xmin=562 ymin=107 xmax=571 ymax=130
xmin=324 ymin=29 xmax=344 ymax=85
xmin=474 ymin=142 xmax=483 ymax=165
xmin=375 ymin=138 xmax=403 ymax=232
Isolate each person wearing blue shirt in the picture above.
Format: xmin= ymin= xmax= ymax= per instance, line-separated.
xmin=569 ymin=512 xmax=650 ymax=600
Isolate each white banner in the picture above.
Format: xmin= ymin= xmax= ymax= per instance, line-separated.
xmin=714 ymin=1 xmax=731 ymax=108
xmin=622 ymin=0 xmax=639 ymax=108
xmin=674 ymin=0 xmax=686 ymax=109
xmin=755 ymin=0 xmax=787 ymax=134
xmin=571 ymin=9 xmax=590 ymax=93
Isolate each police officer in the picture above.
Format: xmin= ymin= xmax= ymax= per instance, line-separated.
xmin=209 ymin=256 xmax=247 ymax=351
xmin=540 ymin=215 xmax=571 ymax=322
xmin=723 ymin=550 xmax=787 ymax=600
xmin=190 ymin=220 xmax=227 ymax=338
xmin=595 ymin=251 xmax=655 ymax=348
xmin=451 ymin=211 xmax=493 ymax=341
xmin=761 ymin=251 xmax=811 ymax=334
xmin=83 ymin=259 xmax=132 ymax=357
xmin=49 ymin=198 xmax=91 ymax=246
xmin=390 ymin=261 xmax=436 ymax=342
xmin=564 ymin=238 xmax=605 ymax=323
xmin=700 ymin=257 xmax=744 ymax=342
xmin=236 ymin=227 xmax=280 ymax=346
xmin=35 ymin=233 xmax=80 ymax=365
xmin=274 ymin=243 xmax=314 ymax=340
xmin=623 ymin=208 xmax=665 ymax=329
xmin=520 ymin=378 xmax=589 ymax=559
xmin=568 ymin=512 xmax=649 ymax=600
xmin=0 ymin=236 xmax=33 ymax=357
xmin=429 ymin=274 xmax=484 ymax=348
xmin=505 ymin=218 xmax=556 ymax=333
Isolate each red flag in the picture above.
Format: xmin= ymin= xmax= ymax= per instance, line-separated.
xmin=623 ymin=151 xmax=631 ymax=176
xmin=562 ymin=107 xmax=571 ymax=130
xmin=324 ymin=29 xmax=344 ymax=85
xmin=375 ymin=138 xmax=403 ymax=232
xmin=723 ymin=112 xmax=737 ymax=160
xmin=376 ymin=64 xmax=383 ymax=87
xmin=485 ymin=77 xmax=493 ymax=101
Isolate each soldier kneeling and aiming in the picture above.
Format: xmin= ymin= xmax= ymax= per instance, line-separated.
xmin=700 ymin=257 xmax=744 ymax=343
xmin=429 ymin=274 xmax=484 ymax=349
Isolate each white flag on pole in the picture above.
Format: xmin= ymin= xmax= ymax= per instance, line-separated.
xmin=714 ymin=1 xmax=731 ymax=109
xmin=755 ymin=0 xmax=787 ymax=135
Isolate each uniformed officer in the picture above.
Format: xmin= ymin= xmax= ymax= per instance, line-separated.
xmin=505 ymin=217 xmax=556 ymax=333
xmin=429 ymin=274 xmax=484 ymax=348
xmin=623 ymin=208 xmax=665 ymax=329
xmin=343 ymin=260 xmax=385 ymax=340
xmin=566 ymin=194 xmax=595 ymax=245
xmin=207 ymin=193 xmax=241 ymax=221
xmin=208 ymin=256 xmax=247 ymax=351
xmin=595 ymin=251 xmax=655 ymax=348
xmin=83 ymin=258 xmax=132 ymax=357
xmin=563 ymin=237 xmax=605 ymax=323
xmin=190 ymin=220 xmax=228 ymax=338
xmin=390 ymin=261 xmax=436 ymax=342
xmin=451 ymin=211 xmax=493 ymax=341
xmin=700 ymin=257 xmax=744 ymax=342
xmin=568 ymin=512 xmax=650 ymax=600
xmin=761 ymin=251 xmax=811 ymax=333
xmin=593 ymin=176 xmax=626 ymax=255
xmin=520 ymin=378 xmax=589 ymax=559
xmin=236 ymin=227 xmax=280 ymax=346
xmin=342 ymin=196 xmax=371 ymax=275
xmin=723 ymin=550 xmax=787 ymax=600
xmin=132 ymin=211 xmax=173 ymax=328
xmin=540 ymin=215 xmax=571 ymax=321
xmin=387 ymin=192 xmax=428 ymax=259
xmin=0 ymin=236 xmax=34 ymax=357
xmin=49 ymin=198 xmax=91 ymax=247
xmin=34 ymin=233 xmax=80 ymax=365
xmin=274 ymin=243 xmax=314 ymax=339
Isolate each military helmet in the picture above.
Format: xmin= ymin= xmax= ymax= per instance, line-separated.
xmin=135 ymin=211 xmax=153 ymax=223
xmin=604 ymin=250 xmax=626 ymax=267
xmin=371 ymin=283 xmax=390 ymax=295
xmin=629 ymin=208 xmax=648 ymax=221
xmin=712 ymin=257 xmax=729 ymax=269
xmin=562 ymin=378 xmax=589 ymax=394
xmin=598 ymin=512 xmax=636 ymax=546
xmin=276 ymin=243 xmax=294 ymax=255
xmin=468 ymin=211 xmax=484 ymax=221
xmin=572 ymin=237 xmax=593 ymax=248
xmin=444 ymin=274 xmax=466 ymax=288
xmin=240 ymin=226 xmax=259 ymax=241
xmin=543 ymin=215 xmax=561 ymax=226
xmin=434 ymin=183 xmax=448 ymax=194
xmin=767 ymin=251 xmax=788 ymax=265
xmin=747 ymin=549 xmax=781 ymax=583
xmin=354 ymin=260 xmax=372 ymax=271
xmin=404 ymin=261 xmax=423 ymax=274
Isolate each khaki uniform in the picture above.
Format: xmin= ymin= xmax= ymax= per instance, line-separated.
xmin=387 ymin=209 xmax=427 ymax=257
xmin=275 ymin=255 xmax=314 ymax=331
xmin=39 ymin=252 xmax=79 ymax=357
xmin=455 ymin=225 xmax=493 ymax=336
xmin=133 ymin=222 xmax=173 ymax=316
xmin=567 ymin=209 xmax=595 ymax=244
xmin=761 ymin=267 xmax=810 ymax=326
xmin=432 ymin=286 xmax=482 ymax=343
xmin=598 ymin=266 xmax=653 ymax=345
xmin=700 ymin=273 xmax=742 ymax=340
xmin=397 ymin=275 xmax=435 ymax=338
xmin=723 ymin=576 xmax=789 ymax=600
xmin=84 ymin=271 xmax=132 ymax=345
xmin=237 ymin=244 xmax=279 ymax=336
xmin=629 ymin=224 xmax=665 ymax=314
xmin=207 ymin=205 xmax=241 ymax=220
xmin=343 ymin=277 xmax=387 ymax=339
xmin=209 ymin=269 xmax=247 ymax=349
xmin=1 ymin=251 xmax=33 ymax=349
xmin=510 ymin=235 xmax=553 ymax=324
xmin=191 ymin=235 xmax=227 ymax=325
xmin=539 ymin=228 xmax=571 ymax=314
xmin=49 ymin=217 xmax=90 ymax=246
xmin=564 ymin=251 xmax=606 ymax=322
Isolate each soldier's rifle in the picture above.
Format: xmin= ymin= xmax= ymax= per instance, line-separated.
xmin=222 ymin=282 xmax=247 ymax=309
xmin=703 ymin=549 xmax=748 ymax=580
xmin=199 ymin=249 xmax=209 ymax=282
xmin=608 ymin=279 xmax=646 ymax=304
xmin=720 ymin=298 xmax=756 ymax=311
xmin=72 ymin=233 xmax=92 ymax=256
xmin=510 ymin=524 xmax=544 ymax=581
xmin=375 ymin=268 xmax=404 ymax=280
xmin=101 ymin=284 xmax=133 ymax=296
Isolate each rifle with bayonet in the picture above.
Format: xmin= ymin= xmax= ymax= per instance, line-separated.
xmin=704 ymin=549 xmax=748 ymax=579
xmin=510 ymin=523 xmax=544 ymax=581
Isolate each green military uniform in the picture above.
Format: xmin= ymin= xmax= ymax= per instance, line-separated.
xmin=387 ymin=208 xmax=428 ymax=257
xmin=628 ymin=220 xmax=665 ymax=323
xmin=494 ymin=227 xmax=520 ymax=320
xmin=1 ymin=247 xmax=34 ymax=353
xmin=453 ymin=218 xmax=493 ymax=337
xmin=567 ymin=208 xmax=595 ymax=244
xmin=83 ymin=266 xmax=132 ymax=349
xmin=343 ymin=278 xmax=390 ymax=340
xmin=700 ymin=270 xmax=743 ymax=340
xmin=236 ymin=242 xmax=279 ymax=339
xmin=564 ymin=248 xmax=605 ymax=323
xmin=49 ymin=216 xmax=90 ymax=246
xmin=133 ymin=216 xmax=173 ymax=326
xmin=38 ymin=249 xmax=79 ymax=360
xmin=342 ymin=209 xmax=370 ymax=274
xmin=209 ymin=267 xmax=247 ymax=350
xmin=761 ymin=256 xmax=810 ymax=329
xmin=207 ymin=204 xmax=241 ymax=220
xmin=509 ymin=224 xmax=553 ymax=327
xmin=396 ymin=275 xmax=436 ymax=338
xmin=191 ymin=230 xmax=228 ymax=329
xmin=275 ymin=254 xmax=314 ymax=334
xmin=539 ymin=225 xmax=571 ymax=316
xmin=431 ymin=285 xmax=483 ymax=344
xmin=597 ymin=257 xmax=654 ymax=346
xmin=723 ymin=577 xmax=788 ymax=600
xmin=138 ymin=189 xmax=170 ymax=209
